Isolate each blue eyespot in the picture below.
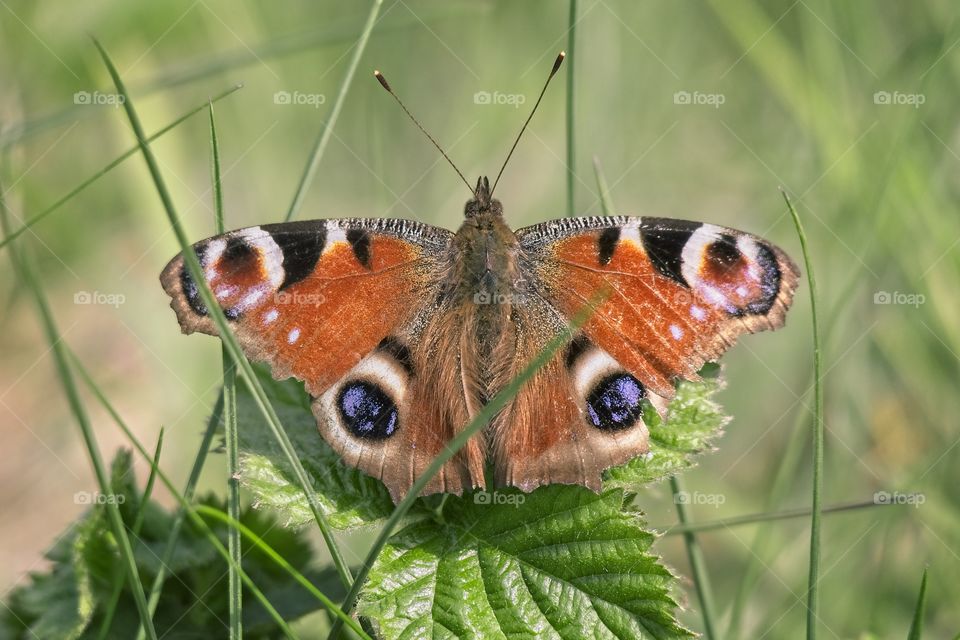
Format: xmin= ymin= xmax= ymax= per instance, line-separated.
xmin=337 ymin=380 xmax=398 ymax=440
xmin=586 ymin=374 xmax=645 ymax=431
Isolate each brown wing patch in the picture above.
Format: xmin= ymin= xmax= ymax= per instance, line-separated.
xmin=314 ymin=313 xmax=487 ymax=503
xmin=492 ymin=317 xmax=654 ymax=493
xmin=519 ymin=217 xmax=799 ymax=399
xmin=160 ymin=220 xmax=450 ymax=398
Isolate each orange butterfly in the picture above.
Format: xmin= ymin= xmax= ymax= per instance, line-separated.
xmin=161 ymin=55 xmax=798 ymax=503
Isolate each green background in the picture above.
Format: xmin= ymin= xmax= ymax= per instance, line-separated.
xmin=1 ymin=1 xmax=957 ymax=637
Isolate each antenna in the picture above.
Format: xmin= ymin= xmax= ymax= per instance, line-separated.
xmin=374 ymin=70 xmax=474 ymax=195
xmin=491 ymin=51 xmax=565 ymax=195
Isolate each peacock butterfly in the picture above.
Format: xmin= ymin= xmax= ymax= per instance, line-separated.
xmin=160 ymin=54 xmax=799 ymax=503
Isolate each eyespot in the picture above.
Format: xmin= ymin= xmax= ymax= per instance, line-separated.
xmin=337 ymin=380 xmax=398 ymax=439
xmin=586 ymin=374 xmax=645 ymax=431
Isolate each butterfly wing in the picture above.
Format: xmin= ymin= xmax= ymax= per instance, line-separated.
xmin=160 ymin=218 xmax=486 ymax=501
xmin=492 ymin=215 xmax=799 ymax=492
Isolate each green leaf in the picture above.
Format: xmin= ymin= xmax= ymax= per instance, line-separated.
xmin=1 ymin=516 xmax=98 ymax=640
xmin=359 ymin=485 xmax=692 ymax=639
xmin=604 ymin=366 xmax=728 ymax=489
xmin=0 ymin=450 xmax=329 ymax=640
xmin=236 ymin=364 xmax=395 ymax=529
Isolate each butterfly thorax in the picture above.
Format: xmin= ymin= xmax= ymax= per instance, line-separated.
xmin=443 ymin=178 xmax=523 ymax=393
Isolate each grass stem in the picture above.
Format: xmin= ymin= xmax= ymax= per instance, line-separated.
xmin=783 ymin=189 xmax=824 ymax=640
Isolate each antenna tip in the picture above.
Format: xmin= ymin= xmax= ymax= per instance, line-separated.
xmin=374 ymin=70 xmax=391 ymax=92
xmin=551 ymin=52 xmax=566 ymax=75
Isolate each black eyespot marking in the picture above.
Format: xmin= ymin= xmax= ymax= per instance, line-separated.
xmin=337 ymin=380 xmax=398 ymax=440
xmin=565 ymin=334 xmax=592 ymax=370
xmin=377 ymin=336 xmax=414 ymax=377
xmin=586 ymin=373 xmax=645 ymax=431
xmin=262 ymin=222 xmax=326 ymax=290
xmin=347 ymin=229 xmax=372 ymax=269
xmin=597 ymin=227 xmax=620 ymax=266
xmin=745 ymin=243 xmax=782 ymax=315
xmin=222 ymin=235 xmax=255 ymax=265
xmin=224 ymin=306 xmax=241 ymax=321
xmin=706 ymin=234 xmax=741 ymax=267
xmin=180 ymin=244 xmax=208 ymax=316
xmin=640 ymin=218 xmax=702 ymax=286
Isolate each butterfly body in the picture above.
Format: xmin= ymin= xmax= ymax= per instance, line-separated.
xmin=161 ymin=176 xmax=799 ymax=502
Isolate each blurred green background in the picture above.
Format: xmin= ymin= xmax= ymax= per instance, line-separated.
xmin=1 ymin=1 xmax=958 ymax=637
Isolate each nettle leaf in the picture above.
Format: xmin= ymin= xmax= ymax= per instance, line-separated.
xmin=604 ymin=364 xmax=728 ymax=490
xmin=359 ymin=486 xmax=693 ymax=639
xmin=235 ymin=365 xmax=395 ymax=528
xmin=0 ymin=515 xmax=98 ymax=640
xmin=0 ymin=450 xmax=328 ymax=640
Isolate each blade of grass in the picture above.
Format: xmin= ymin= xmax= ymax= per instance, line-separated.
xmin=660 ymin=498 xmax=907 ymax=535
xmin=69 ymin=346 xmax=368 ymax=639
xmin=669 ymin=475 xmax=719 ymax=640
xmin=196 ymin=505 xmax=372 ymax=640
xmin=67 ymin=351 xmax=302 ymax=640
xmin=208 ymin=102 xmax=242 ymax=640
xmin=0 ymin=182 xmax=158 ymax=640
xmin=96 ymin=428 xmax=164 ymax=640
xmin=285 ymin=0 xmax=384 ymax=222
xmin=0 ymin=84 xmax=243 ymax=253
xmin=565 ymin=0 xmax=578 ymax=218
xmin=327 ymin=292 xmax=605 ymax=639
xmin=907 ymin=567 xmax=928 ymax=640
xmin=92 ymin=38 xmax=354 ymax=590
xmin=783 ymin=188 xmax=824 ymax=640
xmin=592 ymin=155 xmax=613 ymax=215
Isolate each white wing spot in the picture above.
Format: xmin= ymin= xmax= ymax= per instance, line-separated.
xmin=264 ymin=308 xmax=279 ymax=324
xmin=288 ymin=328 xmax=301 ymax=344
xmin=669 ymin=324 xmax=684 ymax=340
xmin=215 ymin=284 xmax=237 ymax=300
xmin=690 ymin=305 xmax=707 ymax=321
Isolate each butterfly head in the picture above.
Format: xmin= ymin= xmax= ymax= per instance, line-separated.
xmin=464 ymin=176 xmax=503 ymax=218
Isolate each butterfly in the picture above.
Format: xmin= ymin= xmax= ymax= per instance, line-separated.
xmin=160 ymin=173 xmax=799 ymax=503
